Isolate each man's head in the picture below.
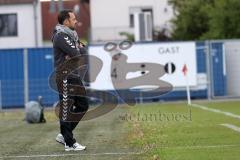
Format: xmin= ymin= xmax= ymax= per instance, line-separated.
xmin=58 ymin=10 xmax=77 ymax=30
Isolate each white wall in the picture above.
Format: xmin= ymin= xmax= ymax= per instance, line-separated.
xmin=91 ymin=0 xmax=173 ymax=28
xmin=0 ymin=3 xmax=43 ymax=49
xmin=225 ymin=41 xmax=240 ymax=96
xmin=90 ymin=0 xmax=174 ymax=41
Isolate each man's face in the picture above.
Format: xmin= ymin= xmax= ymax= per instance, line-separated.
xmin=65 ymin=12 xmax=78 ymax=30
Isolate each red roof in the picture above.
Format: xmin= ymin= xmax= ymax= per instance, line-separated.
xmin=0 ymin=0 xmax=34 ymax=5
xmin=41 ymin=0 xmax=90 ymax=41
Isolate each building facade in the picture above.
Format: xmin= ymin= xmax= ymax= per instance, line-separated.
xmin=0 ymin=0 xmax=43 ymax=49
xmin=90 ymin=0 xmax=174 ymax=42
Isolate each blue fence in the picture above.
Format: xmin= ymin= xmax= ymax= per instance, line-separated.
xmin=27 ymin=48 xmax=58 ymax=105
xmin=0 ymin=42 xmax=227 ymax=108
xmin=0 ymin=49 xmax=24 ymax=107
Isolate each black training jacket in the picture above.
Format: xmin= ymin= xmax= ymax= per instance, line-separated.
xmin=52 ymin=32 xmax=87 ymax=68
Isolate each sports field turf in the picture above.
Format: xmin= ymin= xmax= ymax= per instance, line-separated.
xmin=0 ymin=100 xmax=240 ymax=160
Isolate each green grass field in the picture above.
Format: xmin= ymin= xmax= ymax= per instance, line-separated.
xmin=0 ymin=100 xmax=240 ymax=160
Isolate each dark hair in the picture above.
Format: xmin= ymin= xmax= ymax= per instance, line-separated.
xmin=58 ymin=9 xmax=73 ymax=25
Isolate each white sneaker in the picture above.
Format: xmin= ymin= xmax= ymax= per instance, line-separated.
xmin=56 ymin=133 xmax=65 ymax=145
xmin=73 ymin=142 xmax=86 ymax=150
xmin=65 ymin=142 xmax=86 ymax=151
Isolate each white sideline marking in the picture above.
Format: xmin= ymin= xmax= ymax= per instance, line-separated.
xmin=0 ymin=152 xmax=142 ymax=159
xmin=221 ymin=123 xmax=240 ymax=133
xmin=1 ymin=145 xmax=239 ymax=159
xmin=191 ymin=104 xmax=240 ymax=120
xmin=161 ymin=144 xmax=240 ymax=150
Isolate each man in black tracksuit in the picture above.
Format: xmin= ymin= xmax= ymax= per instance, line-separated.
xmin=52 ymin=10 xmax=88 ymax=151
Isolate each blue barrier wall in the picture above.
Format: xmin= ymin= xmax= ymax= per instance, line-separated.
xmin=27 ymin=48 xmax=58 ymax=105
xmin=0 ymin=42 xmax=227 ymax=108
xmin=0 ymin=49 xmax=24 ymax=107
xmin=211 ymin=42 xmax=226 ymax=96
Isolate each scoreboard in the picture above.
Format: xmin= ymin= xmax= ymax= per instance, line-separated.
xmin=88 ymin=42 xmax=197 ymax=90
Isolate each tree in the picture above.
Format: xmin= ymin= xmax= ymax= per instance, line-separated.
xmin=169 ymin=0 xmax=240 ymax=40
xmin=202 ymin=0 xmax=240 ymax=39
xmin=169 ymin=0 xmax=212 ymax=40
xmin=168 ymin=0 xmax=189 ymax=14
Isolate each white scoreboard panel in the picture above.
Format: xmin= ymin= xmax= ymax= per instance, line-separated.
xmin=89 ymin=42 xmax=197 ymax=90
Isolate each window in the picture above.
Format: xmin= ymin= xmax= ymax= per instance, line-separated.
xmin=0 ymin=14 xmax=18 ymax=37
xmin=130 ymin=14 xmax=134 ymax=28
xmin=129 ymin=7 xmax=153 ymax=28
xmin=142 ymin=8 xmax=153 ymax=21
